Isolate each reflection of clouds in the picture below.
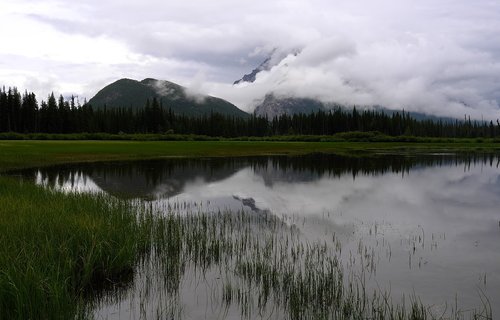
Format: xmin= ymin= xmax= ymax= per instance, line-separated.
xmin=170 ymin=162 xmax=500 ymax=314
xmin=173 ymin=165 xmax=500 ymax=239
xmin=171 ymin=168 xmax=354 ymax=216
xmin=335 ymin=166 xmax=499 ymax=237
xmin=161 ymin=164 xmax=500 ymax=243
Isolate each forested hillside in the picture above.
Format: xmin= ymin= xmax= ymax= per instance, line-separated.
xmin=88 ymin=78 xmax=248 ymax=118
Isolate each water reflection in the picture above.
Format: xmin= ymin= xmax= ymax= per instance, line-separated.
xmin=11 ymin=153 xmax=500 ymax=318
xmin=16 ymin=153 xmax=499 ymax=198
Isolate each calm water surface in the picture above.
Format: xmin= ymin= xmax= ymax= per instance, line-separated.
xmin=14 ymin=153 xmax=500 ymax=319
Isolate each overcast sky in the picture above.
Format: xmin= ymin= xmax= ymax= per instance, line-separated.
xmin=1 ymin=0 xmax=500 ymax=118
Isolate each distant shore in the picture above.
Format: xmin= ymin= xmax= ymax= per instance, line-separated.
xmin=1 ymin=138 xmax=500 ymax=172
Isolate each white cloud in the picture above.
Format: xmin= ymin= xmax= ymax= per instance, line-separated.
xmin=1 ymin=0 xmax=500 ymax=118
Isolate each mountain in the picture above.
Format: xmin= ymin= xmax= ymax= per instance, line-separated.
xmin=233 ymin=49 xmax=298 ymax=85
xmin=254 ymin=94 xmax=328 ymax=118
xmin=256 ymin=94 xmax=457 ymax=121
xmin=88 ymin=78 xmax=248 ymax=118
xmin=233 ymin=57 xmax=274 ymax=85
xmin=254 ymin=94 xmax=456 ymax=121
xmin=235 ymin=52 xmax=334 ymax=118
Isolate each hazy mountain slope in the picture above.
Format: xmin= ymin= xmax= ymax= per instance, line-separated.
xmin=254 ymin=94 xmax=328 ymax=118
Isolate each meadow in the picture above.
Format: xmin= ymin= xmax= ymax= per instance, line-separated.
xmin=1 ymin=139 xmax=500 ymax=172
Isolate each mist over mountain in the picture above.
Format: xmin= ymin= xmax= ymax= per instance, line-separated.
xmin=235 ymin=53 xmax=457 ymax=121
xmin=88 ymin=78 xmax=248 ymax=118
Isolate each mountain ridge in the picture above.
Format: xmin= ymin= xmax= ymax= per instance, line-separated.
xmin=88 ymin=78 xmax=249 ymax=118
xmin=233 ymin=57 xmax=273 ymax=85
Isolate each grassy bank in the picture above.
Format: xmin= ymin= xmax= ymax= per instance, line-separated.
xmin=1 ymin=139 xmax=500 ymax=172
xmin=0 ymin=178 xmax=155 ymax=319
xmin=2 ymin=130 xmax=500 ymax=143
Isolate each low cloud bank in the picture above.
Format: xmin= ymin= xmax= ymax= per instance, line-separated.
xmin=207 ymin=35 xmax=500 ymax=119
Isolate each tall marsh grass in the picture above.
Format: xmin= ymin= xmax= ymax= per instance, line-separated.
xmin=0 ymin=178 xmax=155 ymax=319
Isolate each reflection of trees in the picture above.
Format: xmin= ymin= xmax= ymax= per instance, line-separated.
xmin=12 ymin=153 xmax=500 ymax=198
xmin=251 ymin=153 xmax=500 ymax=185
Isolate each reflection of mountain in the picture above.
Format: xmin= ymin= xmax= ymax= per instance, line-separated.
xmin=251 ymin=154 xmax=417 ymax=186
xmin=89 ymin=159 xmax=250 ymax=199
xmin=12 ymin=153 xmax=499 ymax=199
xmin=252 ymin=158 xmax=323 ymax=187
xmin=19 ymin=159 xmax=249 ymax=200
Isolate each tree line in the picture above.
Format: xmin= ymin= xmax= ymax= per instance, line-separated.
xmin=1 ymin=86 xmax=500 ymax=138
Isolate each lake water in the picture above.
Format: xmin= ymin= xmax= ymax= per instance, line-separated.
xmin=13 ymin=153 xmax=500 ymax=319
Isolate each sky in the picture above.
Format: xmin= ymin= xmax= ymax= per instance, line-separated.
xmin=1 ymin=0 xmax=500 ymax=119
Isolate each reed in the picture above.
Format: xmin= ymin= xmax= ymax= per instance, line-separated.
xmin=125 ymin=206 xmax=492 ymax=320
xmin=0 ymin=178 xmax=155 ymax=319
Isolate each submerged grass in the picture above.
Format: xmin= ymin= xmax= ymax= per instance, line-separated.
xmin=116 ymin=206 xmax=492 ymax=320
xmin=0 ymin=178 xmax=155 ymax=319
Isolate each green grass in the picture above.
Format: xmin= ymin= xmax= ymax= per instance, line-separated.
xmin=1 ymin=139 xmax=500 ymax=172
xmin=2 ymin=131 xmax=500 ymax=144
xmin=0 ymin=178 xmax=155 ymax=319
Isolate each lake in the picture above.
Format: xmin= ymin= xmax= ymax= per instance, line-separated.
xmin=13 ymin=153 xmax=500 ymax=319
